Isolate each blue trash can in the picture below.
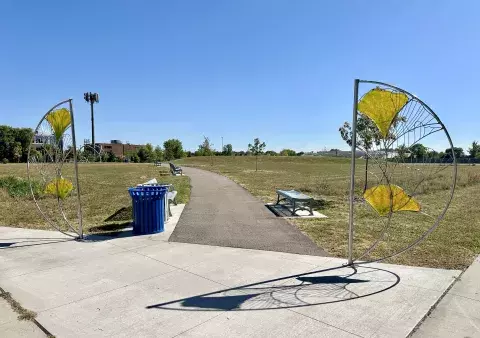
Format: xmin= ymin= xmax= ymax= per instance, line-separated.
xmin=128 ymin=186 xmax=168 ymax=234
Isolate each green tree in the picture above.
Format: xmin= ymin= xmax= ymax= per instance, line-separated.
xmin=106 ymin=151 xmax=119 ymax=162
xmin=14 ymin=128 xmax=34 ymax=162
xmin=409 ymin=144 xmax=427 ymax=159
xmin=154 ymin=146 xmax=164 ymax=161
xmin=445 ymin=147 xmax=464 ymax=159
xmin=137 ymin=148 xmax=148 ymax=162
xmin=223 ymin=144 xmax=233 ymax=156
xmin=12 ymin=142 xmax=22 ymax=163
xmin=0 ymin=125 xmax=16 ymax=162
xmin=145 ymin=143 xmax=154 ymax=161
xmin=163 ymin=139 xmax=184 ymax=161
xmin=279 ymin=149 xmax=296 ymax=156
xmin=0 ymin=126 xmax=34 ymax=163
xmin=196 ymin=137 xmax=214 ymax=157
xmin=137 ymin=143 xmax=154 ymax=162
xmin=130 ymin=153 xmax=140 ymax=163
xmin=340 ymin=115 xmax=406 ymax=192
xmin=265 ymin=150 xmax=278 ymax=156
xmin=468 ymin=141 xmax=480 ymax=158
xmin=427 ymin=150 xmax=439 ymax=159
xmin=396 ymin=144 xmax=409 ymax=159
xmin=248 ymin=138 xmax=266 ymax=171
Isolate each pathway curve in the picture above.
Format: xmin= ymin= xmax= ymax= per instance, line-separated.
xmin=169 ymin=167 xmax=327 ymax=256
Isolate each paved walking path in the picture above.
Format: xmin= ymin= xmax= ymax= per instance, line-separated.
xmin=413 ymin=255 xmax=480 ymax=337
xmin=169 ymin=166 xmax=327 ymax=256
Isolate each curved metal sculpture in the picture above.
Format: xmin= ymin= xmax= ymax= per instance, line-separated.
xmin=348 ymin=80 xmax=457 ymax=265
xmin=78 ymin=144 xmax=104 ymax=163
xmin=27 ymin=99 xmax=83 ymax=239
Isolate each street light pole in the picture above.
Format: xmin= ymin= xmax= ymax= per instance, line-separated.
xmin=84 ymin=92 xmax=99 ymax=157
xmin=90 ymin=100 xmax=94 ymax=148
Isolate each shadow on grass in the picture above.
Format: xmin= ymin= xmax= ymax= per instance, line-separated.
xmin=146 ymin=264 xmax=400 ymax=312
xmin=311 ymin=199 xmax=335 ymax=210
xmin=87 ymin=222 xmax=133 ymax=237
xmin=104 ymin=206 xmax=132 ymax=222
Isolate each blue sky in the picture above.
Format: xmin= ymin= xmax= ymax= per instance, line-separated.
xmin=1 ymin=0 xmax=479 ymax=152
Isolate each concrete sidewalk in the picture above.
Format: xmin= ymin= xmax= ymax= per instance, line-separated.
xmin=0 ymin=224 xmax=460 ymax=337
xmin=413 ymin=255 xmax=480 ymax=337
xmin=169 ymin=167 xmax=327 ymax=256
xmin=0 ymin=296 xmax=45 ymax=337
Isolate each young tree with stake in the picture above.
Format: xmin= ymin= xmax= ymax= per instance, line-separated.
xmin=248 ymin=138 xmax=266 ymax=171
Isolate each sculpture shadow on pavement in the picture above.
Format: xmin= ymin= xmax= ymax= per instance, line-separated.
xmin=146 ymin=264 xmax=400 ymax=312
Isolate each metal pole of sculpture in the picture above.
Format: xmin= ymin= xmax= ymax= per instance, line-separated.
xmin=69 ymin=99 xmax=83 ymax=239
xmin=348 ymin=79 xmax=359 ymax=265
xmin=348 ymin=80 xmax=457 ymax=265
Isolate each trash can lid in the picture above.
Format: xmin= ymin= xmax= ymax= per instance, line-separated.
xmin=128 ymin=186 xmax=168 ymax=198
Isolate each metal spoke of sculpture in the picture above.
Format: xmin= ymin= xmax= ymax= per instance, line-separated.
xmin=77 ymin=144 xmax=104 ymax=163
xmin=27 ymin=99 xmax=83 ymax=239
xmin=348 ymin=80 xmax=457 ymax=265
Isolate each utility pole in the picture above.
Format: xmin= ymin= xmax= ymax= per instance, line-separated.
xmin=83 ymin=92 xmax=99 ymax=157
xmin=221 ymin=136 xmax=224 ymax=153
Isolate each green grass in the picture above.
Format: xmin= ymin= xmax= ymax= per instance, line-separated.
xmin=0 ymin=176 xmax=42 ymax=198
xmin=177 ymin=156 xmax=480 ymax=269
xmin=0 ymin=163 xmax=190 ymax=234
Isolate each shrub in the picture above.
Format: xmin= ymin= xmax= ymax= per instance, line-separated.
xmin=0 ymin=176 xmax=42 ymax=198
xmin=2 ymin=158 xmax=8 ymax=164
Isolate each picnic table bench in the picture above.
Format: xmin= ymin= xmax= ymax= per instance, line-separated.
xmin=169 ymin=162 xmax=183 ymax=176
xmin=276 ymin=189 xmax=314 ymax=216
xmin=154 ymin=161 xmax=162 ymax=167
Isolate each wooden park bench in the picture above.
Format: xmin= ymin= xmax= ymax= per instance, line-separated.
xmin=169 ymin=162 xmax=183 ymax=176
xmin=154 ymin=161 xmax=162 ymax=167
xmin=276 ymin=189 xmax=314 ymax=216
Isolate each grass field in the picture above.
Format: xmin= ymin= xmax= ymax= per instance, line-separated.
xmin=0 ymin=163 xmax=190 ymax=234
xmin=177 ymin=156 xmax=480 ymax=269
xmin=1 ymin=157 xmax=479 ymax=269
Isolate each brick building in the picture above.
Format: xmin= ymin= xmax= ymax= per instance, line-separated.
xmin=95 ymin=140 xmax=143 ymax=158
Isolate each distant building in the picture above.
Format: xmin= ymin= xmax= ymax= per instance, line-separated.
xmin=95 ymin=140 xmax=143 ymax=158
xmin=369 ymin=150 xmax=398 ymax=159
xmin=32 ymin=132 xmax=56 ymax=149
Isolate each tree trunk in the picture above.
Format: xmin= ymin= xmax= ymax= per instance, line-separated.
xmin=255 ymin=155 xmax=258 ymax=171
xmin=363 ymin=155 xmax=368 ymax=193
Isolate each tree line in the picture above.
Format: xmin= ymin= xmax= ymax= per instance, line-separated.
xmin=0 ymin=125 xmax=187 ymax=164
xmin=0 ymin=126 xmax=34 ymax=163
xmin=93 ymin=139 xmax=185 ymax=163
xmin=5 ymin=122 xmax=476 ymax=166
xmin=189 ymin=136 xmax=303 ymax=157
xmin=339 ymin=117 xmax=480 ymax=161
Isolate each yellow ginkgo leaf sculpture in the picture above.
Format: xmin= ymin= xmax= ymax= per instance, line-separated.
xmin=44 ymin=177 xmax=74 ymax=199
xmin=364 ymin=184 xmax=420 ymax=216
xmin=358 ymin=88 xmax=408 ymax=138
xmin=45 ymin=108 xmax=71 ymax=141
